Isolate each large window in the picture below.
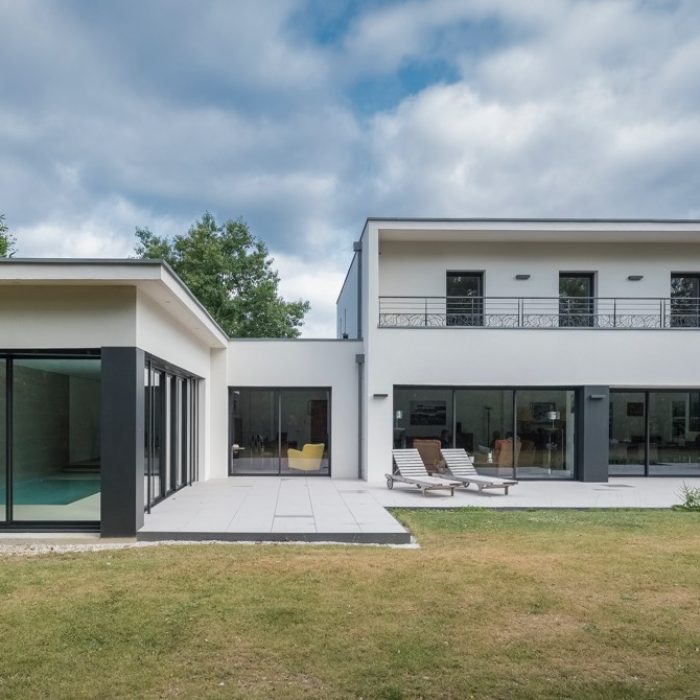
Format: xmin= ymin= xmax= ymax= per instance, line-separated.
xmin=229 ymin=388 xmax=330 ymax=476
xmin=0 ymin=354 xmax=101 ymax=524
xmin=394 ymin=387 xmax=576 ymax=479
xmin=609 ymin=390 xmax=700 ymax=476
xmin=144 ymin=359 xmax=198 ymax=512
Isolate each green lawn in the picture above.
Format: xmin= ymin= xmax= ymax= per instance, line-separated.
xmin=1 ymin=510 xmax=699 ymax=699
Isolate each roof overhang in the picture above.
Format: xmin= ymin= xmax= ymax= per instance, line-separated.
xmin=370 ymin=218 xmax=700 ymax=244
xmin=0 ymin=258 xmax=229 ymax=348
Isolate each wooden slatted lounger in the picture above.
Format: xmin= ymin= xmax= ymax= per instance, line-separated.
xmin=387 ymin=448 xmax=461 ymax=496
xmin=441 ymin=448 xmax=517 ymax=495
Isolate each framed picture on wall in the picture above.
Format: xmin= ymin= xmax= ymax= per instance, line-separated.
xmin=627 ymin=402 xmax=644 ymax=417
xmin=410 ymin=400 xmax=447 ymax=426
xmin=531 ymin=402 xmax=556 ymax=421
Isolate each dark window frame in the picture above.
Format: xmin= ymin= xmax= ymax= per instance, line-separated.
xmin=0 ymin=349 xmax=101 ymax=531
xmin=446 ymin=270 xmax=484 ymax=327
xmin=609 ymin=388 xmax=700 ymax=477
xmin=393 ymin=384 xmax=578 ymax=480
xmin=559 ymin=272 xmax=595 ymax=327
xmin=228 ymin=386 xmax=332 ymax=477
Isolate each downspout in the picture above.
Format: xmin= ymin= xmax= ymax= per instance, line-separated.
xmin=355 ymin=353 xmax=365 ymax=479
xmin=353 ymin=239 xmax=362 ymax=340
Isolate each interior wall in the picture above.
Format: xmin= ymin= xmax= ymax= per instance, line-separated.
xmin=13 ymin=365 xmax=68 ymax=480
xmin=69 ymin=375 xmax=101 ymax=463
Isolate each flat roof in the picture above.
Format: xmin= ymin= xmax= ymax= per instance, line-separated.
xmin=0 ymin=258 xmax=229 ymax=346
xmin=366 ymin=218 xmax=700 ymax=244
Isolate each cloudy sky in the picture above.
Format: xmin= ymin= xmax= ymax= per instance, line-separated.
xmin=2 ymin=0 xmax=700 ymax=335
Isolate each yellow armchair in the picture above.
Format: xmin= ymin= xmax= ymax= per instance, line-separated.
xmin=287 ymin=443 xmax=325 ymax=471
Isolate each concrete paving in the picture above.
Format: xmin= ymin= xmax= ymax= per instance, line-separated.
xmin=139 ymin=475 xmax=700 ymax=544
xmin=138 ymin=477 xmax=411 ymax=544
xmin=372 ymin=476 xmax=700 ymax=509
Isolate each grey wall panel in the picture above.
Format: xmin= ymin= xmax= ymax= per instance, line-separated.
xmin=100 ymin=347 xmax=145 ymax=536
xmin=578 ymin=386 xmax=610 ymax=482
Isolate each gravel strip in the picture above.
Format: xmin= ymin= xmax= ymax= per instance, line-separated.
xmin=0 ymin=539 xmax=418 ymax=557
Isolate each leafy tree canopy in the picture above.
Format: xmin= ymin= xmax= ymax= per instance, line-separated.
xmin=0 ymin=214 xmax=16 ymax=258
xmin=135 ymin=213 xmax=309 ymax=338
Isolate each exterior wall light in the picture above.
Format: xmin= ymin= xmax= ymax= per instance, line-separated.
xmin=515 ymin=274 xmax=531 ymax=280
xmin=627 ymin=275 xmax=644 ymax=281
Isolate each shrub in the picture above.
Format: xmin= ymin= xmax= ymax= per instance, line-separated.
xmin=673 ymin=483 xmax=700 ymax=511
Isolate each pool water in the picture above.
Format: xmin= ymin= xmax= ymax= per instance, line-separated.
xmin=0 ymin=478 xmax=100 ymax=505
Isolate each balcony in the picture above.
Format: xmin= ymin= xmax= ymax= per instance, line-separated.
xmin=378 ymin=296 xmax=700 ymax=329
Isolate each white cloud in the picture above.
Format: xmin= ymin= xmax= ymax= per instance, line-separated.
xmin=3 ymin=0 xmax=700 ymax=338
xmin=273 ymin=250 xmax=350 ymax=338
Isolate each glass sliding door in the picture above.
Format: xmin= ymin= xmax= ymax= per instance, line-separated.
xmin=280 ymin=389 xmax=329 ymax=475
xmin=230 ymin=389 xmax=279 ymax=475
xmin=609 ymin=390 xmax=700 ymax=477
xmin=608 ymin=392 xmax=646 ymax=476
xmin=453 ymin=389 xmax=514 ymax=477
xmin=0 ymin=359 xmax=5 ymax=522
xmin=144 ymin=360 xmax=198 ymax=512
xmin=12 ymin=357 xmax=101 ymax=522
xmin=515 ymin=389 xmax=576 ymax=478
xmin=229 ymin=388 xmax=331 ymax=476
xmin=393 ymin=388 xmax=454 ymax=450
xmin=648 ymin=392 xmax=700 ymax=476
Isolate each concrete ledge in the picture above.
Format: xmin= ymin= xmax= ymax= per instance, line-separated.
xmin=136 ymin=530 xmax=411 ymax=545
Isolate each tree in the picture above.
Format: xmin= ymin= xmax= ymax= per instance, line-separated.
xmin=135 ymin=213 xmax=310 ymax=338
xmin=0 ymin=214 xmax=16 ymax=258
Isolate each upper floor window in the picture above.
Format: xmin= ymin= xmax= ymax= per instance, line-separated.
xmin=559 ymin=273 xmax=594 ymax=327
xmin=671 ymin=274 xmax=700 ymax=328
xmin=446 ymin=271 xmax=483 ymax=326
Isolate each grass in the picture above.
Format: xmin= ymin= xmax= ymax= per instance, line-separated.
xmin=1 ymin=510 xmax=700 ymax=699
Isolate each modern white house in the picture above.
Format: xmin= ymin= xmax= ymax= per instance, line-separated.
xmin=2 ymin=218 xmax=700 ymax=536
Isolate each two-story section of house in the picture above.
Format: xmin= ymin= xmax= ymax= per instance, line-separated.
xmin=338 ymin=218 xmax=700 ymax=483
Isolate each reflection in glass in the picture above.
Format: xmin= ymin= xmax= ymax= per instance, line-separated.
xmin=393 ymin=388 xmax=453 ymax=452
xmin=230 ymin=389 xmax=330 ymax=475
xmin=144 ymin=366 xmax=197 ymax=511
xmin=671 ymin=275 xmax=700 ymax=328
xmin=446 ymin=272 xmax=483 ymax=326
xmin=515 ymin=390 xmax=575 ymax=478
xmin=453 ymin=390 xmax=514 ymax=478
xmin=0 ymin=360 xmax=5 ymax=522
xmin=608 ymin=392 xmax=646 ymax=476
xmin=280 ymin=389 xmax=329 ymax=475
xmin=12 ymin=357 xmax=101 ymax=521
xmin=559 ymin=274 xmax=594 ymax=327
xmin=230 ymin=390 xmax=280 ymax=475
xmin=648 ymin=392 xmax=700 ymax=476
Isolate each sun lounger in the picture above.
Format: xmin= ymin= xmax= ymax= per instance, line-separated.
xmin=387 ymin=449 xmax=461 ymax=495
xmin=441 ymin=448 xmax=517 ymax=494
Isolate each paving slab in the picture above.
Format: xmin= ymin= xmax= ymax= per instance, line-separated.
xmin=138 ymin=475 xmax=696 ymax=544
xmin=139 ymin=477 xmax=411 ymax=544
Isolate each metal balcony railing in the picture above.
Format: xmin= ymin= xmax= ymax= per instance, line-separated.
xmin=378 ymin=296 xmax=700 ymax=329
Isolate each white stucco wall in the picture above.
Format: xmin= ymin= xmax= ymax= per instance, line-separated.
xmin=135 ymin=291 xmax=228 ymax=481
xmin=0 ymin=286 xmax=136 ymax=348
xmin=227 ymin=340 xmax=363 ymax=479
xmin=377 ymin=240 xmax=700 ymax=300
